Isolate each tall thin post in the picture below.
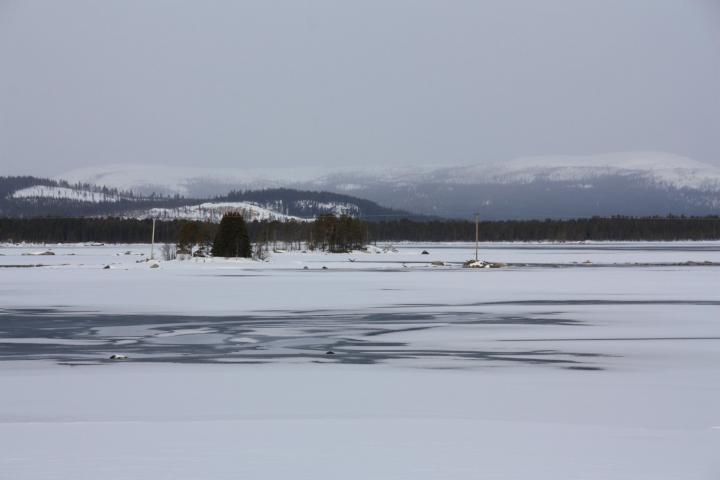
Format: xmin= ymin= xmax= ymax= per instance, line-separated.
xmin=474 ymin=213 xmax=479 ymax=262
xmin=151 ymin=218 xmax=156 ymax=260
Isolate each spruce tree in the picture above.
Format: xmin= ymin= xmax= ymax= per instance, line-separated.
xmin=177 ymin=221 xmax=201 ymax=254
xmin=212 ymin=213 xmax=252 ymax=258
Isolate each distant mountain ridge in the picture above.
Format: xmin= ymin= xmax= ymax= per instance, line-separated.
xmin=0 ymin=177 xmax=412 ymax=221
xmin=56 ymin=152 xmax=720 ymax=219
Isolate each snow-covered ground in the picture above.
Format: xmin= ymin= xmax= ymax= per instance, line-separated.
xmin=0 ymin=242 xmax=719 ymax=479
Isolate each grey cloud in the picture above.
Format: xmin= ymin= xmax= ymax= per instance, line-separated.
xmin=0 ymin=0 xmax=718 ymax=175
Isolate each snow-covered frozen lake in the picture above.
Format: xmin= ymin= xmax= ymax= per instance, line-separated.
xmin=1 ymin=242 xmax=719 ymax=479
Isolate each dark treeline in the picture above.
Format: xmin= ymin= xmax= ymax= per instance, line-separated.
xmin=0 ymin=217 xmax=189 ymax=244
xmin=368 ymin=216 xmax=720 ymax=242
xmin=1 ymin=216 xmax=719 ymax=244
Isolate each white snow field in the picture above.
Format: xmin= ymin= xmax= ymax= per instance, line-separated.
xmin=1 ymin=242 xmax=719 ymax=479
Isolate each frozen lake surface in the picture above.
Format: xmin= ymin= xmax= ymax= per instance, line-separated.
xmin=1 ymin=242 xmax=719 ymax=479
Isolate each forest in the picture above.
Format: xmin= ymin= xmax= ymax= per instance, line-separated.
xmin=1 ymin=215 xmax=719 ymax=245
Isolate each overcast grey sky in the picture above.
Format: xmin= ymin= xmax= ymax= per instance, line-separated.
xmin=1 ymin=0 xmax=718 ymax=175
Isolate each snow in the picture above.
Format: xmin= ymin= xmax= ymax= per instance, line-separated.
xmin=133 ymin=201 xmax=306 ymax=222
xmin=58 ymin=164 xmax=327 ymax=197
xmin=455 ymin=152 xmax=720 ymax=189
xmin=154 ymin=328 xmax=215 ymax=337
xmin=0 ymin=338 xmax=106 ymax=345
xmin=1 ymin=242 xmax=719 ymax=478
xmin=342 ymin=152 xmax=720 ymax=190
xmin=1 ymin=362 xmax=718 ymax=479
xmin=57 ymin=152 xmax=720 ymax=198
xmin=11 ymin=185 xmax=125 ymax=203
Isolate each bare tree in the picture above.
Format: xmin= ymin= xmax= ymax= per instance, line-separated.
xmin=161 ymin=243 xmax=176 ymax=261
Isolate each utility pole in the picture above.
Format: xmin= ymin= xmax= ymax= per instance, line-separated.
xmin=474 ymin=213 xmax=479 ymax=262
xmin=150 ymin=218 xmax=156 ymax=260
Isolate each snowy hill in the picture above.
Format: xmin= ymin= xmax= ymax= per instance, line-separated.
xmin=0 ymin=177 xmax=150 ymax=217
xmin=132 ymin=202 xmax=305 ymax=222
xmin=58 ymin=165 xmax=325 ymax=198
xmin=59 ymin=152 xmax=720 ymax=194
xmin=12 ymin=185 xmax=127 ymax=203
xmin=436 ymin=152 xmax=720 ymax=190
xmin=126 ymin=191 xmax=406 ymax=222
xmin=307 ymin=152 xmax=720 ymax=191
xmin=56 ymin=152 xmax=720 ymax=219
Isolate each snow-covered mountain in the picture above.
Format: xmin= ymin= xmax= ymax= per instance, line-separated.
xmin=59 ymin=152 xmax=720 ymax=194
xmin=57 ymin=152 xmax=720 ymax=219
xmin=1 ymin=176 xmax=409 ymax=221
xmin=434 ymin=152 xmax=720 ymax=189
xmin=58 ymin=165 xmax=326 ymax=198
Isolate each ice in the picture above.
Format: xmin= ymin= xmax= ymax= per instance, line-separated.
xmin=0 ymin=242 xmax=719 ymax=478
xmin=154 ymin=328 xmax=216 ymax=337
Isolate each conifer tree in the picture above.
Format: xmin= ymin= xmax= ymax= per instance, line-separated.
xmin=212 ymin=213 xmax=252 ymax=258
xmin=177 ymin=221 xmax=202 ymax=254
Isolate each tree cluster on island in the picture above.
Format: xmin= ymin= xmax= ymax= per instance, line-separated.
xmin=175 ymin=213 xmax=366 ymax=258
